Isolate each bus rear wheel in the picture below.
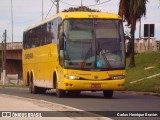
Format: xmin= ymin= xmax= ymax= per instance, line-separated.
xmin=29 ymin=80 xmax=38 ymax=94
xmin=29 ymin=81 xmax=46 ymax=94
xmin=103 ymin=90 xmax=113 ymax=98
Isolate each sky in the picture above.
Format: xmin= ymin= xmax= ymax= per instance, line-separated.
xmin=0 ymin=0 xmax=160 ymax=42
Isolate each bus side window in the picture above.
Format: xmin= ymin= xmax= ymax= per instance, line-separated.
xmin=23 ymin=32 xmax=28 ymax=49
xmin=46 ymin=22 xmax=52 ymax=44
xmin=58 ymin=17 xmax=63 ymax=48
xmin=46 ymin=19 xmax=58 ymax=44
xmin=52 ymin=19 xmax=58 ymax=44
xmin=28 ymin=30 xmax=33 ymax=48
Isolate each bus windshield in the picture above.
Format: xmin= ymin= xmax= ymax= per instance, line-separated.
xmin=64 ymin=19 xmax=125 ymax=70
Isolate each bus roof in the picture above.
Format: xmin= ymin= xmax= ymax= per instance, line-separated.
xmin=24 ymin=12 xmax=122 ymax=32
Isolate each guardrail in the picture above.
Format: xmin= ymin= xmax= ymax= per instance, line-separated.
xmin=0 ymin=42 xmax=22 ymax=50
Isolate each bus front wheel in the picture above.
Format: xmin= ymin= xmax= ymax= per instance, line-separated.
xmin=67 ymin=91 xmax=81 ymax=97
xmin=103 ymin=90 xmax=113 ymax=98
xmin=56 ymin=82 xmax=66 ymax=97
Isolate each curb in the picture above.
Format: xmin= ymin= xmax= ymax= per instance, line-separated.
xmin=119 ymin=91 xmax=160 ymax=97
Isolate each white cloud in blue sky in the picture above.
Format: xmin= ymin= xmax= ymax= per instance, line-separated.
xmin=0 ymin=0 xmax=160 ymax=42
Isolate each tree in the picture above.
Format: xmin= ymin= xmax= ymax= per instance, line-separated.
xmin=62 ymin=6 xmax=100 ymax=12
xmin=118 ymin=0 xmax=148 ymax=67
xmin=98 ymin=0 xmax=148 ymax=67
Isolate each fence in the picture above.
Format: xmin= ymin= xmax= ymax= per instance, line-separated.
xmin=126 ymin=38 xmax=159 ymax=53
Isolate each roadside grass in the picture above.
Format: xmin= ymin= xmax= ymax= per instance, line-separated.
xmin=125 ymin=52 xmax=160 ymax=93
xmin=126 ymin=76 xmax=160 ymax=93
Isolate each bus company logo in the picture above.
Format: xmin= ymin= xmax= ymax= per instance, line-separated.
xmin=94 ymin=75 xmax=98 ymax=79
xmin=25 ymin=53 xmax=33 ymax=59
xmin=2 ymin=112 xmax=11 ymax=117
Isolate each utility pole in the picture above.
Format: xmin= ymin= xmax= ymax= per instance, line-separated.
xmin=1 ymin=40 xmax=3 ymax=82
xmin=3 ymin=30 xmax=7 ymax=70
xmin=50 ymin=0 xmax=59 ymax=14
xmin=139 ymin=18 xmax=141 ymax=38
xmin=148 ymin=25 xmax=150 ymax=51
xmin=42 ymin=0 xmax=44 ymax=20
xmin=81 ymin=0 xmax=83 ymax=6
xmin=11 ymin=0 xmax=13 ymax=42
xmin=2 ymin=30 xmax=6 ymax=85
xmin=56 ymin=0 xmax=59 ymax=13
xmin=4 ymin=30 xmax=6 ymax=71
xmin=2 ymin=30 xmax=6 ymax=71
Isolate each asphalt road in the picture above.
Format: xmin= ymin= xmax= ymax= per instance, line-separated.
xmin=0 ymin=87 xmax=160 ymax=112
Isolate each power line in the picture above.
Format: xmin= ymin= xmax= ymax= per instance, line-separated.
xmin=87 ymin=0 xmax=112 ymax=7
xmin=59 ymin=0 xmax=112 ymax=7
xmin=59 ymin=0 xmax=79 ymax=7
xmin=50 ymin=0 xmax=59 ymax=13
xmin=50 ymin=0 xmax=57 ymax=6
xmin=45 ymin=2 xmax=54 ymax=19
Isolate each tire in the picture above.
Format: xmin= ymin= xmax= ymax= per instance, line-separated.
xmin=29 ymin=80 xmax=38 ymax=94
xmin=29 ymin=78 xmax=33 ymax=93
xmin=29 ymin=79 xmax=41 ymax=94
xmin=39 ymin=88 xmax=46 ymax=94
xmin=67 ymin=91 xmax=81 ymax=97
xmin=55 ymin=81 xmax=66 ymax=97
xmin=103 ymin=90 xmax=113 ymax=98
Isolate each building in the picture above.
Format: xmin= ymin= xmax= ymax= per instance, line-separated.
xmin=0 ymin=42 xmax=22 ymax=79
xmin=125 ymin=38 xmax=159 ymax=53
xmin=156 ymin=40 xmax=160 ymax=51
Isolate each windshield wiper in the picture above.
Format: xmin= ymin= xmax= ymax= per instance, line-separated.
xmin=100 ymin=50 xmax=112 ymax=68
xmin=81 ymin=48 xmax=92 ymax=68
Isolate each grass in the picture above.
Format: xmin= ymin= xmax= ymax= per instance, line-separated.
xmin=125 ymin=52 xmax=160 ymax=93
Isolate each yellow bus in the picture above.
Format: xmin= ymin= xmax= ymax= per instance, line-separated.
xmin=23 ymin=12 xmax=125 ymax=98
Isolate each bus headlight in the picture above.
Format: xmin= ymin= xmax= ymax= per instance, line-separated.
xmin=64 ymin=75 xmax=80 ymax=80
xmin=111 ymin=75 xmax=125 ymax=80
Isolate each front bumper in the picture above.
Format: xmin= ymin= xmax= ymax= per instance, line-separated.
xmin=61 ymin=78 xmax=125 ymax=91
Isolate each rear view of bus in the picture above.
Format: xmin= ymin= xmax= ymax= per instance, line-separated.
xmin=23 ymin=12 xmax=125 ymax=98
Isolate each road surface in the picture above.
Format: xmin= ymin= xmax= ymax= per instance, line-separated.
xmin=0 ymin=87 xmax=159 ymax=112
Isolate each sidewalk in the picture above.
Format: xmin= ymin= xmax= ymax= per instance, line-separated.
xmin=0 ymin=94 xmax=110 ymax=120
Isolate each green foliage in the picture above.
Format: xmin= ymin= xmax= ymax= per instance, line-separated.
xmin=62 ymin=6 xmax=100 ymax=12
xmin=119 ymin=0 xmax=148 ymax=26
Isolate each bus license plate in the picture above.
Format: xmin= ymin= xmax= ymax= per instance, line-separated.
xmin=91 ymin=83 xmax=101 ymax=88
